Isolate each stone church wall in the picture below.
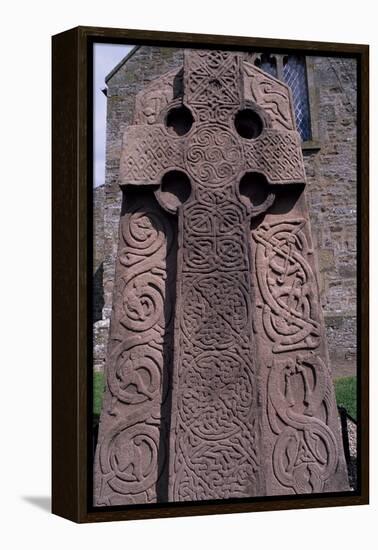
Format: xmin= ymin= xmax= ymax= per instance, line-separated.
xmin=93 ymin=47 xmax=357 ymax=378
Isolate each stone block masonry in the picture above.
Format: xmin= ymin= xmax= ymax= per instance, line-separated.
xmin=92 ymin=48 xmax=357 ymax=381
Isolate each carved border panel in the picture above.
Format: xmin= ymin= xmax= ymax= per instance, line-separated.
xmin=250 ymin=198 xmax=350 ymax=495
xmin=94 ymin=194 xmax=176 ymax=505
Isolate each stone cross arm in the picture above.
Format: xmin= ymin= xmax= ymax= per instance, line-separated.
xmin=119 ymin=49 xmax=306 ymax=190
xmin=119 ymin=125 xmax=305 ymax=187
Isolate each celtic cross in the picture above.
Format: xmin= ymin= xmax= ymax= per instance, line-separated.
xmin=94 ymin=48 xmax=349 ymax=506
xmin=118 ymin=50 xmax=306 ymax=501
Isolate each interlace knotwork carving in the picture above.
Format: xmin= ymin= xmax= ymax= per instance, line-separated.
xmin=267 ymin=355 xmax=338 ymax=493
xmin=254 ymin=219 xmax=321 ymax=353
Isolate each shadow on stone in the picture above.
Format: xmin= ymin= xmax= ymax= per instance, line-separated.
xmin=151 ymin=196 xmax=177 ymax=503
xmin=93 ymin=262 xmax=104 ymax=323
xmin=250 ymin=184 xmax=305 ymax=231
xmin=92 ymin=414 xmax=100 ymax=457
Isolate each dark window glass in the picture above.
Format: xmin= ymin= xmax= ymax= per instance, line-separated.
xmin=253 ymin=54 xmax=312 ymax=141
xmin=257 ymin=54 xmax=277 ymax=78
xmin=282 ymin=55 xmax=312 ymax=141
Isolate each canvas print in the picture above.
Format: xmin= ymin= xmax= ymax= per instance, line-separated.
xmin=91 ymin=44 xmax=357 ymax=507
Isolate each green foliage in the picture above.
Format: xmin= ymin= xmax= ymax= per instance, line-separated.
xmin=334 ymin=376 xmax=357 ymax=420
xmin=92 ymin=372 xmax=357 ymax=422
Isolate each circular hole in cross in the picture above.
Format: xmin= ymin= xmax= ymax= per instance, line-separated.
xmin=157 ymin=170 xmax=192 ymax=213
xmin=239 ymin=172 xmax=271 ymax=209
xmin=166 ymin=105 xmax=194 ymax=136
xmin=234 ymin=108 xmax=263 ymax=139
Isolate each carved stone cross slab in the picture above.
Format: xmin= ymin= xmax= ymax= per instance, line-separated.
xmin=94 ymin=49 xmax=350 ymax=506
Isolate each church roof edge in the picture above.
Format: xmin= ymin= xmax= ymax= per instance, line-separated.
xmin=105 ymin=45 xmax=141 ymax=83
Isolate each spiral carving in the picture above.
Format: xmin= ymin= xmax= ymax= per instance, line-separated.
xmin=94 ymin=200 xmax=175 ymax=506
xmin=185 ymin=124 xmax=242 ymax=187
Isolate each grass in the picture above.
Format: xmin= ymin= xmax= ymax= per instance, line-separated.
xmin=334 ymin=375 xmax=357 ymax=420
xmin=93 ymin=371 xmax=357 ymax=422
xmin=93 ymin=371 xmax=105 ymax=418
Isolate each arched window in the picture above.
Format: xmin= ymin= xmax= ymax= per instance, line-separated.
xmin=251 ymin=53 xmax=312 ymax=142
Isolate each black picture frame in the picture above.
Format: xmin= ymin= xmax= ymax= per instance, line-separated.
xmin=52 ymin=26 xmax=369 ymax=523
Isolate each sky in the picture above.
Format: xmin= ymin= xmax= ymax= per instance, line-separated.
xmin=93 ymin=43 xmax=134 ymax=187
